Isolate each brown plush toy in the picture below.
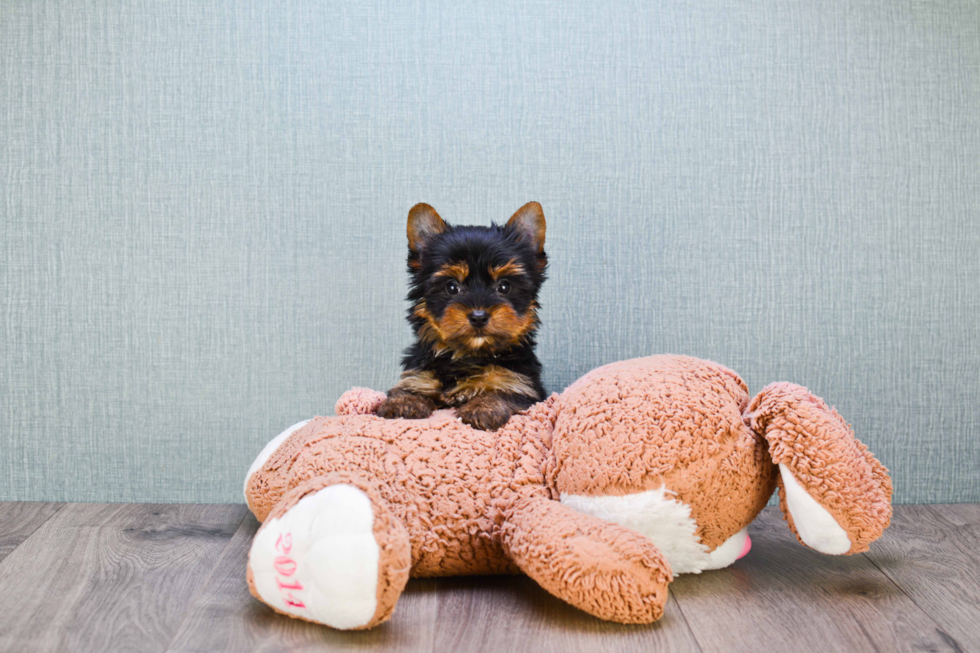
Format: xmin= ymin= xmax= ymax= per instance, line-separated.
xmin=243 ymin=355 xmax=892 ymax=629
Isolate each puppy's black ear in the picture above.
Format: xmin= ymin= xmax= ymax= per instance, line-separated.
xmin=407 ymin=203 xmax=447 ymax=253
xmin=505 ymin=202 xmax=546 ymax=254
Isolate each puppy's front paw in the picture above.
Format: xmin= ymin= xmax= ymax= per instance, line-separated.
xmin=456 ymin=395 xmax=514 ymax=431
xmin=376 ymin=393 xmax=436 ymax=420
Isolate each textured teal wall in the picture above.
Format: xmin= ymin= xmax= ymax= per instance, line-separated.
xmin=2 ymin=1 xmax=978 ymax=504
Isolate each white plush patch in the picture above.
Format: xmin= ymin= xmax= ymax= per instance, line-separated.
xmin=243 ymin=420 xmax=310 ymax=499
xmin=779 ymin=463 xmax=851 ymax=555
xmin=702 ymin=528 xmax=748 ymax=571
xmin=561 ymin=487 xmax=712 ymax=574
xmin=249 ymin=484 xmax=380 ymax=629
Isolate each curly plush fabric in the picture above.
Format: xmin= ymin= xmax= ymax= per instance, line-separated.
xmin=550 ymin=356 xmax=775 ymax=550
xmin=244 ymin=354 xmax=892 ymax=629
xmin=246 ymin=472 xmax=412 ymax=628
xmin=334 ymin=387 xmax=387 ymax=416
xmin=500 ymin=495 xmax=672 ymax=623
xmin=746 ymin=383 xmax=893 ymax=553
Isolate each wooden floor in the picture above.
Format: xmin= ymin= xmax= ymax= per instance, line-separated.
xmin=0 ymin=504 xmax=976 ymax=653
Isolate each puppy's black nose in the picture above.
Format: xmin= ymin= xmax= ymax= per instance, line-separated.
xmin=468 ymin=310 xmax=490 ymax=328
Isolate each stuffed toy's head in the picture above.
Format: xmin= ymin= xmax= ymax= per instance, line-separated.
xmin=243 ymin=355 xmax=892 ymax=629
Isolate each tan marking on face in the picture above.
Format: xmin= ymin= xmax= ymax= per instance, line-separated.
xmin=437 ymin=304 xmax=475 ymax=341
xmin=393 ymin=369 xmax=442 ymax=397
xmin=441 ymin=365 xmax=537 ymax=405
xmin=489 ymin=259 xmax=526 ymax=280
xmin=484 ymin=303 xmax=538 ymax=345
xmin=490 ymin=259 xmax=526 ymax=281
xmin=433 ymin=262 xmax=469 ymax=282
xmin=413 ymin=304 xmax=451 ymax=356
xmin=419 ymin=300 xmax=539 ymax=356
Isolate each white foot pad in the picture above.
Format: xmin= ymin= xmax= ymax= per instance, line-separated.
xmin=249 ymin=484 xmax=380 ymax=629
xmin=702 ymin=528 xmax=749 ymax=570
xmin=779 ymin=463 xmax=851 ymax=555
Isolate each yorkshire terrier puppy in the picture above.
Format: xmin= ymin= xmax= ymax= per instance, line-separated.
xmin=376 ymin=202 xmax=548 ymax=431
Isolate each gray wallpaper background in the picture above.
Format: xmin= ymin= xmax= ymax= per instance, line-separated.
xmin=2 ymin=1 xmax=978 ymax=504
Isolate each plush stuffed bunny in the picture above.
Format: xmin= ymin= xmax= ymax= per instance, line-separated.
xmin=243 ymin=355 xmax=891 ymax=630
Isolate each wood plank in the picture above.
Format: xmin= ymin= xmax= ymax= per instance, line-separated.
xmin=431 ymin=576 xmax=701 ymax=653
xmin=669 ymin=506 xmax=954 ymax=653
xmin=0 ymin=502 xmax=64 ymax=563
xmin=864 ymin=504 xmax=980 ymax=652
xmin=0 ymin=502 xmax=247 ymax=653
xmin=169 ymin=514 xmax=700 ymax=653
xmin=167 ymin=514 xmax=441 ymax=653
xmin=4 ymin=502 xmax=976 ymax=652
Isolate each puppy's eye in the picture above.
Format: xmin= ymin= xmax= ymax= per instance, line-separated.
xmin=496 ymin=280 xmax=511 ymax=295
xmin=446 ymin=281 xmax=460 ymax=295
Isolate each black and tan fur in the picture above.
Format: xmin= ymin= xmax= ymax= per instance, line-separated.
xmin=376 ymin=202 xmax=548 ymax=431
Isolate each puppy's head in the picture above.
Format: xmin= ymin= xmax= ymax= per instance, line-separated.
xmin=405 ymin=202 xmax=547 ymax=356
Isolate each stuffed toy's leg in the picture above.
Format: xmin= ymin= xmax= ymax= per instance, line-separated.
xmin=746 ymin=383 xmax=893 ymax=555
xmin=500 ymin=494 xmax=673 ymax=624
xmin=246 ymin=473 xmax=411 ymax=630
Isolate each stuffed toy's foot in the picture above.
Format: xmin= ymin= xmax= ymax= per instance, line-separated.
xmin=702 ymin=527 xmax=752 ymax=570
xmin=747 ymin=383 xmax=893 ymax=555
xmin=500 ymin=494 xmax=672 ymax=624
xmin=247 ymin=474 xmax=411 ymax=630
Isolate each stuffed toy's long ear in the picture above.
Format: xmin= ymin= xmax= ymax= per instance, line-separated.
xmin=499 ymin=494 xmax=671 ymax=624
xmin=407 ymin=203 xmax=447 ymax=253
xmin=505 ymin=202 xmax=546 ymax=254
xmin=745 ymin=383 xmax=892 ymax=555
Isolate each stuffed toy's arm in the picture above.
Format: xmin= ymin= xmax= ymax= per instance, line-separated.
xmin=335 ymin=388 xmax=387 ymax=416
xmin=499 ymin=494 xmax=672 ymax=624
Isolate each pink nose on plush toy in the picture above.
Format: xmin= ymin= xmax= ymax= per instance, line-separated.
xmin=737 ymin=534 xmax=752 ymax=560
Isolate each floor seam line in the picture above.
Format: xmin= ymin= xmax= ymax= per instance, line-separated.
xmin=861 ymin=507 xmax=970 ymax=651
xmin=668 ymin=591 xmax=706 ymax=653
xmin=160 ymin=506 xmax=252 ymax=653
xmin=0 ymin=502 xmax=68 ymax=569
